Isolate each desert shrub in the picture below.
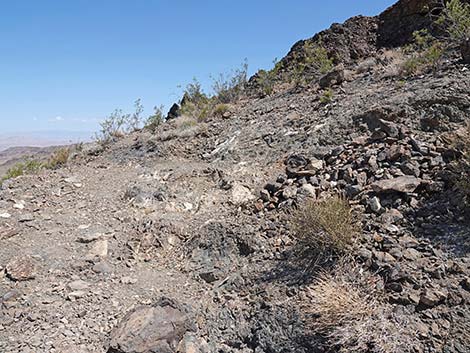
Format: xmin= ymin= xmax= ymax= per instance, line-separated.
xmin=292 ymin=195 xmax=357 ymax=266
xmin=213 ymin=103 xmax=230 ymax=117
xmin=401 ymin=30 xmax=444 ymax=76
xmin=47 ymin=148 xmax=70 ymax=169
xmin=290 ymin=40 xmax=334 ymax=85
xmin=179 ymin=78 xmax=212 ymax=121
xmin=306 ymin=262 xmax=417 ymax=353
xmin=435 ymin=0 xmax=470 ymax=43
xmin=145 ymin=105 xmax=165 ymax=132
xmin=0 ymin=159 xmax=44 ymax=186
xmin=95 ymin=99 xmax=145 ymax=146
xmin=211 ymin=59 xmax=248 ymax=103
xmin=320 ymin=88 xmax=334 ymax=104
xmin=256 ymin=58 xmax=282 ymax=96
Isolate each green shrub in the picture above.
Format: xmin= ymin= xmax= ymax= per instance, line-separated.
xmin=213 ymin=103 xmax=230 ymax=117
xmin=436 ymin=0 xmax=470 ymax=42
xmin=401 ymin=30 xmax=444 ymax=76
xmin=95 ymin=99 xmax=145 ymax=146
xmin=0 ymin=159 xmax=44 ymax=186
xmin=320 ymin=88 xmax=334 ymax=104
xmin=145 ymin=105 xmax=165 ymax=131
xmin=179 ymin=78 xmax=212 ymax=121
xmin=47 ymin=148 xmax=70 ymax=169
xmin=256 ymin=58 xmax=281 ymax=96
xmin=211 ymin=59 xmax=248 ymax=103
xmin=290 ymin=39 xmax=334 ymax=85
xmin=292 ymin=196 xmax=358 ymax=266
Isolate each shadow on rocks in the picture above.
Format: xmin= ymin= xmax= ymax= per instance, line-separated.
xmin=403 ymin=184 xmax=470 ymax=257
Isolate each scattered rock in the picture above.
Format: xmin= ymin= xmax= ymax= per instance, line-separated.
xmin=5 ymin=256 xmax=36 ymax=281
xmin=108 ymin=298 xmax=194 ymax=353
xmin=371 ymin=176 xmax=422 ymax=194
xmin=87 ymin=240 xmax=109 ymax=258
xmin=231 ymin=184 xmax=255 ymax=204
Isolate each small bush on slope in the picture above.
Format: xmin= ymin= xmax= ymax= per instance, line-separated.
xmin=211 ymin=59 xmax=248 ymax=103
xmin=145 ymin=105 xmax=165 ymax=132
xmin=306 ymin=262 xmax=417 ymax=353
xmin=401 ymin=30 xmax=444 ymax=76
xmin=95 ymin=99 xmax=145 ymax=146
xmin=435 ymin=0 xmax=470 ymax=43
xmin=0 ymin=160 xmax=44 ymax=186
xmin=292 ymin=195 xmax=357 ymax=267
xmin=47 ymin=147 xmax=70 ymax=169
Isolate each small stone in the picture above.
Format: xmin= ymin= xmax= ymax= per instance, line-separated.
xmin=300 ymin=184 xmax=316 ymax=198
xmin=419 ymin=289 xmax=446 ymax=308
xmin=92 ymin=262 xmax=113 ymax=274
xmin=231 ymin=184 xmax=255 ymax=204
xmin=403 ymin=248 xmax=421 ymax=261
xmin=87 ymin=240 xmax=108 ymax=258
xmin=368 ymin=196 xmax=382 ymax=214
xmin=67 ymin=291 xmax=86 ymax=300
xmin=18 ymin=214 xmax=34 ymax=222
xmin=371 ymin=176 xmax=422 ymax=194
xmin=282 ymin=185 xmax=298 ymax=199
xmin=5 ymin=256 xmax=36 ymax=281
xmin=77 ymin=232 xmax=102 ymax=243
xmin=67 ymin=280 xmax=90 ymax=291
xmin=121 ymin=276 xmax=137 ymax=285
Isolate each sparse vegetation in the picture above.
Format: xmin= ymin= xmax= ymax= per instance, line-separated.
xmin=95 ymin=99 xmax=146 ymax=146
xmin=179 ymin=78 xmax=212 ymax=121
xmin=47 ymin=148 xmax=70 ymax=169
xmin=320 ymin=88 xmax=334 ymax=104
xmin=291 ymin=39 xmax=334 ymax=85
xmin=255 ymin=58 xmax=282 ymax=96
xmin=306 ymin=262 xmax=416 ymax=353
xmin=293 ymin=195 xmax=357 ymax=266
xmin=0 ymin=159 xmax=44 ymax=186
xmin=145 ymin=105 xmax=165 ymax=132
xmin=213 ymin=103 xmax=230 ymax=117
xmin=435 ymin=0 xmax=470 ymax=43
xmin=401 ymin=30 xmax=444 ymax=76
xmin=211 ymin=59 xmax=248 ymax=103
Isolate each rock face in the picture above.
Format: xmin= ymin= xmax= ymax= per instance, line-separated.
xmin=108 ymin=298 xmax=194 ymax=353
xmin=377 ymin=0 xmax=431 ymax=47
xmin=462 ymin=38 xmax=470 ymax=63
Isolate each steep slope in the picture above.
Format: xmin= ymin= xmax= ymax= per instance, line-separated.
xmin=1 ymin=1 xmax=470 ymax=353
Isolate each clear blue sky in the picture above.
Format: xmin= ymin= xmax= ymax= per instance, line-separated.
xmin=0 ymin=0 xmax=395 ymax=135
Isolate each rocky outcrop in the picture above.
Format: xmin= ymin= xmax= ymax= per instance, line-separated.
xmin=280 ymin=15 xmax=378 ymax=71
xmin=377 ymin=0 xmax=432 ymax=47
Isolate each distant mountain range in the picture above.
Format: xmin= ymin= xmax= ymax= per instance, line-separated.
xmin=0 ymin=130 xmax=92 ymax=151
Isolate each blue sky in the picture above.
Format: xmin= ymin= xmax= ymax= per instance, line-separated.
xmin=0 ymin=0 xmax=395 ymax=136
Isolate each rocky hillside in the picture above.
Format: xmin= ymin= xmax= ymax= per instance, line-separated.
xmin=1 ymin=1 xmax=470 ymax=353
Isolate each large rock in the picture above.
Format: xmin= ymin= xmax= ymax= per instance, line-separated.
xmin=371 ymin=176 xmax=422 ymax=194
xmin=462 ymin=38 xmax=470 ymax=63
xmin=108 ymin=298 xmax=194 ymax=353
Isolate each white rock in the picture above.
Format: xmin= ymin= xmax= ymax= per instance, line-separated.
xmin=231 ymin=184 xmax=255 ymax=204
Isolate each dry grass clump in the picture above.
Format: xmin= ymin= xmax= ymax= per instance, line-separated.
xmin=47 ymin=147 xmax=70 ymax=169
xmin=293 ymin=195 xmax=358 ymax=265
xmin=306 ymin=262 xmax=417 ymax=353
